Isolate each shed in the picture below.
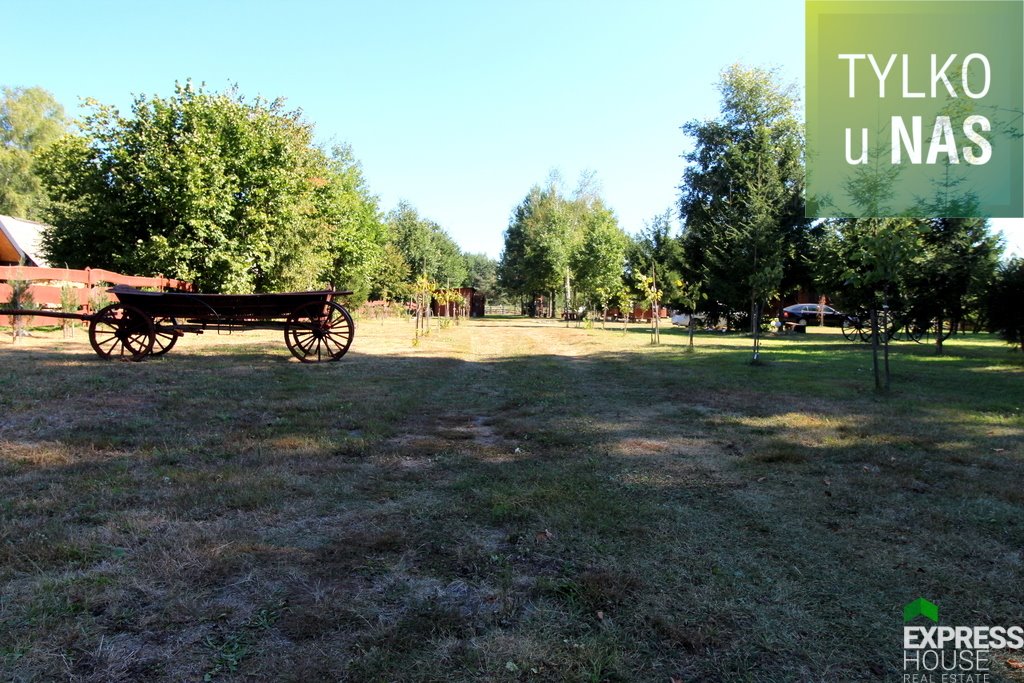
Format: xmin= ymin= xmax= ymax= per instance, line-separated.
xmin=0 ymin=215 xmax=50 ymax=267
xmin=431 ymin=287 xmax=485 ymax=317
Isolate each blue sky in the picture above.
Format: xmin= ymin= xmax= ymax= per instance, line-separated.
xmin=5 ymin=0 xmax=1022 ymax=258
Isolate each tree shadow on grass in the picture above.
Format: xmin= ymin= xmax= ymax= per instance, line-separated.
xmin=1 ymin=338 xmax=1023 ymax=681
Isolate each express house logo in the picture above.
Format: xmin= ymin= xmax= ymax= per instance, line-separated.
xmin=902 ymin=598 xmax=1024 ymax=682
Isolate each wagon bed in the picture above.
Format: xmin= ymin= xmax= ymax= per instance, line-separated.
xmin=110 ymin=286 xmax=344 ymax=321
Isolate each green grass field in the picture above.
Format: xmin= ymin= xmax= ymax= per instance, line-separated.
xmin=1 ymin=317 xmax=1022 ymax=682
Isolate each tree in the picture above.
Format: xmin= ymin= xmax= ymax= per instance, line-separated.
xmin=813 ymin=216 xmax=919 ymax=390
xmin=498 ymin=183 xmax=565 ymax=316
xmin=498 ymin=174 xmax=623 ymax=318
xmin=3 ymin=263 xmax=36 ymax=342
xmin=37 ymin=82 xmax=382 ymax=294
xmin=498 ymin=181 xmax=567 ymax=317
xmin=811 ymin=133 xmax=921 ymax=390
xmin=634 ymin=270 xmax=663 ymax=345
xmin=312 ymin=145 xmax=385 ymax=305
xmin=369 ymin=243 xmax=412 ymax=302
xmin=626 ymin=210 xmax=684 ymax=307
xmin=722 ymin=126 xmax=787 ymax=362
xmin=986 ymin=257 xmax=1024 ymax=351
xmin=679 ymin=64 xmax=809 ymax=331
xmin=385 ymin=201 xmax=467 ymax=289
xmin=902 ymin=180 xmax=1001 ymax=355
xmin=676 ymin=278 xmax=706 ymax=349
xmin=0 ymin=86 xmax=67 ymax=219
xmin=571 ymin=198 xmax=628 ymax=313
xmin=464 ymin=252 xmax=501 ymax=302
xmin=411 ymin=273 xmax=435 ymax=344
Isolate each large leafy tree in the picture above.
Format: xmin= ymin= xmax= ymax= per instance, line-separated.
xmin=37 ymin=82 xmax=382 ymax=294
xmin=679 ymin=64 xmax=809 ymax=328
xmin=368 ymin=243 xmax=412 ymax=301
xmin=812 ymin=218 xmax=918 ymax=314
xmin=0 ymin=86 xmax=67 ymax=219
xmin=498 ymin=181 xmax=571 ymax=316
xmin=464 ymin=252 xmax=501 ymax=301
xmin=498 ymin=175 xmax=624 ymax=317
xmin=312 ymin=145 xmax=385 ymax=304
xmin=384 ymin=201 xmax=467 ymax=288
xmin=571 ymin=197 xmax=628 ymax=310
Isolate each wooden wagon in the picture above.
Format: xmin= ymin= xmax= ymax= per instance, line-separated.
xmin=2 ymin=285 xmax=355 ymax=363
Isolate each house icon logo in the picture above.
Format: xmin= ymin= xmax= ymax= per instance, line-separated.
xmin=903 ymin=598 xmax=939 ymax=624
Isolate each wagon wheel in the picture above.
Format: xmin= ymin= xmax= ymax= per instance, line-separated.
xmin=849 ymin=311 xmax=898 ymax=342
xmin=284 ymin=300 xmax=355 ymax=363
xmin=910 ymin=318 xmax=953 ymax=345
xmin=150 ymin=316 xmax=179 ymax=356
xmin=88 ymin=303 xmax=155 ymax=361
xmin=879 ymin=312 xmax=901 ymax=341
xmin=841 ymin=317 xmax=865 ymax=342
xmin=888 ymin=323 xmax=909 ymax=343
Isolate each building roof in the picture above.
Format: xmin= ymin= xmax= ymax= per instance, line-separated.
xmin=0 ymin=215 xmax=50 ymax=267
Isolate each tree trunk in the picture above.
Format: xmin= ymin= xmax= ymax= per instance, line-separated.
xmin=564 ymin=269 xmax=572 ymax=327
xmin=650 ymin=304 xmax=657 ymax=345
xmin=934 ymin=314 xmax=944 ymax=356
xmin=414 ymin=294 xmax=422 ymax=341
xmin=882 ymin=307 xmax=891 ymax=392
xmin=871 ymin=308 xmax=882 ymax=391
xmin=688 ymin=317 xmax=695 ymax=349
xmin=655 ymin=303 xmax=660 ymax=344
xmin=750 ymin=296 xmax=757 ymax=337
xmin=751 ymin=301 xmax=761 ymax=363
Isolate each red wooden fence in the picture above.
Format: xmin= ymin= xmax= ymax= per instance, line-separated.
xmin=0 ymin=266 xmax=192 ymax=312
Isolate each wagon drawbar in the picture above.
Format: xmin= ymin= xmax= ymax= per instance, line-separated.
xmin=2 ymin=285 xmax=355 ymax=363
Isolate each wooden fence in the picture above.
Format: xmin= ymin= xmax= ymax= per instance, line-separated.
xmin=0 ymin=266 xmax=192 ymax=312
xmin=483 ymin=304 xmax=520 ymax=316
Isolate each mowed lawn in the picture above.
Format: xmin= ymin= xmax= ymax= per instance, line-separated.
xmin=1 ymin=316 xmax=1022 ymax=682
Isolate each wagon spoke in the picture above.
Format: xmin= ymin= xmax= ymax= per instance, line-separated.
xmin=150 ymin=316 xmax=179 ymax=356
xmin=291 ymin=337 xmax=318 ymax=358
xmin=326 ymin=317 xmax=348 ymax=332
xmin=328 ymin=327 xmax=351 ymax=341
xmin=126 ymin=334 xmax=152 ymax=354
xmin=291 ymin=328 xmax=318 ymax=351
xmin=92 ymin=327 xmax=123 ymax=351
xmin=323 ymin=331 xmax=351 ymax=355
xmin=322 ymin=334 xmax=344 ymax=355
xmin=295 ymin=336 xmax=318 ymax=355
xmin=97 ymin=337 xmax=121 ymax=355
xmin=93 ymin=330 xmax=118 ymax=347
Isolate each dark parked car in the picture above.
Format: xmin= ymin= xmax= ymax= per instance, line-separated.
xmin=780 ymin=303 xmax=848 ymax=326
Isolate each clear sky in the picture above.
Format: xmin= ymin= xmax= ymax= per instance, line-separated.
xmin=5 ymin=0 xmax=1022 ymax=258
